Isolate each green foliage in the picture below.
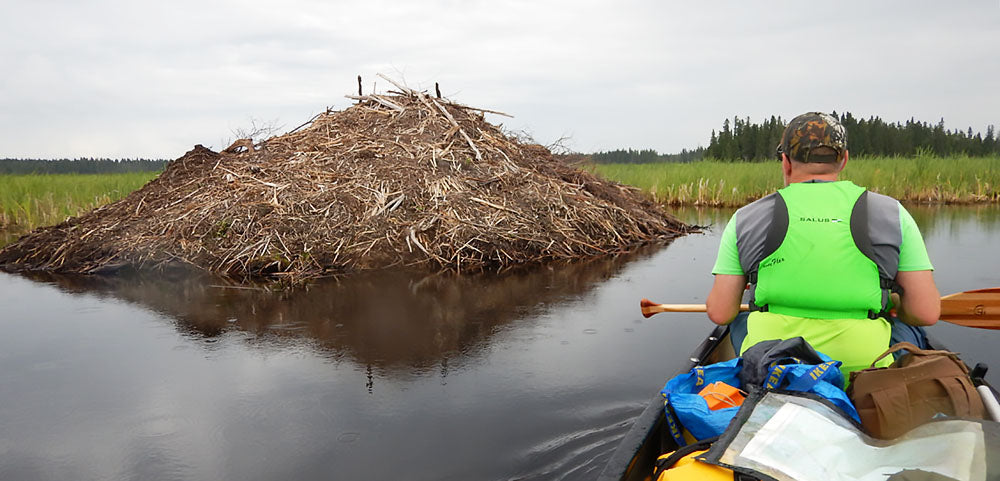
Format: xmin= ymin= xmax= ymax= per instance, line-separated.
xmin=213 ymin=219 xmax=233 ymax=238
xmin=0 ymin=158 xmax=167 ymax=174
xmin=591 ymin=147 xmax=705 ymax=164
xmin=845 ymin=154 xmax=1000 ymax=203
xmin=588 ymin=161 xmax=777 ymax=205
xmin=705 ymin=113 xmax=1000 ymax=161
xmin=589 ymin=155 xmax=1000 ymax=206
xmin=706 ymin=116 xmax=786 ymax=162
xmin=0 ymin=173 xmax=158 ymax=231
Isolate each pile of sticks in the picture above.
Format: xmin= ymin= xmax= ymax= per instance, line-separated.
xmin=0 ymin=76 xmax=691 ymax=282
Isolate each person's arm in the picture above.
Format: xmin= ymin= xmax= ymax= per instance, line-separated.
xmin=707 ymin=212 xmax=746 ymax=325
xmin=707 ymin=274 xmax=747 ymax=325
xmin=894 ymin=270 xmax=940 ymax=326
xmin=892 ymin=205 xmax=939 ymax=326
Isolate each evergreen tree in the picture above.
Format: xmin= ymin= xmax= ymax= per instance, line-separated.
xmin=704 ymin=112 xmax=1000 ymax=160
xmin=0 ymin=158 xmax=168 ymax=174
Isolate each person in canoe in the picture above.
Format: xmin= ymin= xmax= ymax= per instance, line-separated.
xmin=705 ymin=112 xmax=941 ymax=377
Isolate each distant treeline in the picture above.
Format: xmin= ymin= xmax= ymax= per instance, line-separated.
xmin=590 ymin=147 xmax=705 ymax=164
xmin=0 ymin=158 xmax=168 ymax=175
xmin=589 ymin=113 xmax=1000 ymax=164
xmin=706 ymin=113 xmax=999 ymax=162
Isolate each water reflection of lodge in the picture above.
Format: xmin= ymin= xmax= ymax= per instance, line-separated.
xmin=27 ymin=246 xmax=662 ymax=372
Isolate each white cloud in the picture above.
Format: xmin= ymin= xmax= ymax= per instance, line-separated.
xmin=1 ymin=0 xmax=997 ymax=158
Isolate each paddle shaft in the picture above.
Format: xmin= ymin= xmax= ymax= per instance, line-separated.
xmin=640 ymin=302 xmax=748 ymax=314
xmin=640 ymin=288 xmax=1000 ymax=330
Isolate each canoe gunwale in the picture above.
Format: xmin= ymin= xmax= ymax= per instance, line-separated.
xmin=597 ymin=324 xmax=729 ymax=481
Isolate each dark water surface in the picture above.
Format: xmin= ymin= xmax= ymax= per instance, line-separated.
xmin=1 ymin=205 xmax=998 ymax=481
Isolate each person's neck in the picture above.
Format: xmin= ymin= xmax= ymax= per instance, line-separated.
xmin=786 ymin=172 xmax=839 ymax=184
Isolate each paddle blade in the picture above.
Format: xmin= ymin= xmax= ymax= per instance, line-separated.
xmin=940 ymin=288 xmax=1000 ymax=330
xmin=639 ymin=298 xmax=659 ymax=318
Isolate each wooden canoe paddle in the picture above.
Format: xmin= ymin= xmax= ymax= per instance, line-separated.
xmin=640 ymin=287 xmax=1000 ymax=330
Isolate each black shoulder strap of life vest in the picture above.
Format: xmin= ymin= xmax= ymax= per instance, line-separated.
xmin=748 ymin=194 xmax=788 ymax=312
xmin=652 ymin=435 xmax=721 ymax=480
xmin=850 ymin=190 xmax=895 ymax=319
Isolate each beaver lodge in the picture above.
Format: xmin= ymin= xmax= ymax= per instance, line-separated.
xmin=0 ymin=76 xmax=691 ymax=283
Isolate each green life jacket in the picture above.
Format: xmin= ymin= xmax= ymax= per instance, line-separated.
xmin=747 ymin=181 xmax=893 ymax=319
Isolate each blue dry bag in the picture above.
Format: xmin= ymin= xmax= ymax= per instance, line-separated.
xmin=661 ymin=341 xmax=861 ymax=447
xmin=762 ymin=358 xmax=860 ymax=422
xmin=660 ymin=357 xmax=743 ymax=446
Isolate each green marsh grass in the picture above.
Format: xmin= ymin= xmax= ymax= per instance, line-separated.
xmin=0 ymin=172 xmax=159 ymax=231
xmin=590 ymin=154 xmax=1000 ymax=206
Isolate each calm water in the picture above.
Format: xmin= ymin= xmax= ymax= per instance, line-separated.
xmin=1 ymin=205 xmax=998 ymax=481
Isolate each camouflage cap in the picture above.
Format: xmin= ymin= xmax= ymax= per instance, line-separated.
xmin=777 ymin=112 xmax=847 ymax=163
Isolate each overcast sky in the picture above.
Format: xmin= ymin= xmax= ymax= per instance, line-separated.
xmin=2 ymin=0 xmax=998 ymax=159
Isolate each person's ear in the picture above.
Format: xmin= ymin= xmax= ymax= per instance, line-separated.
xmin=781 ymin=153 xmax=792 ymax=177
xmin=839 ymin=149 xmax=849 ymax=171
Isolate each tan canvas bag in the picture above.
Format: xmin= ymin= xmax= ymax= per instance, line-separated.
xmin=846 ymin=342 xmax=986 ymax=439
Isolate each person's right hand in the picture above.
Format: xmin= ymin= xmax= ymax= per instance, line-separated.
xmin=889 ymin=292 xmax=901 ymax=318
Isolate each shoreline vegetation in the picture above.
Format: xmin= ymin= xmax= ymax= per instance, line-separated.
xmin=1 ymin=154 xmax=997 ymax=246
xmin=0 ymin=172 xmax=159 ymax=233
xmin=590 ymin=154 xmax=1000 ymax=207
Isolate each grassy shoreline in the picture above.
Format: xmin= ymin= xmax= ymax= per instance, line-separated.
xmin=2 ymin=156 xmax=996 ymax=242
xmin=590 ymin=155 xmax=1000 ymax=207
xmin=0 ymin=172 xmax=159 ymax=232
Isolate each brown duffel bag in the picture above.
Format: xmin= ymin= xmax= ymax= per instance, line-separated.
xmin=847 ymin=341 xmax=986 ymax=439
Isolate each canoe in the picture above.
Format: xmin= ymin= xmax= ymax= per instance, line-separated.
xmin=596 ymin=324 xmax=999 ymax=481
